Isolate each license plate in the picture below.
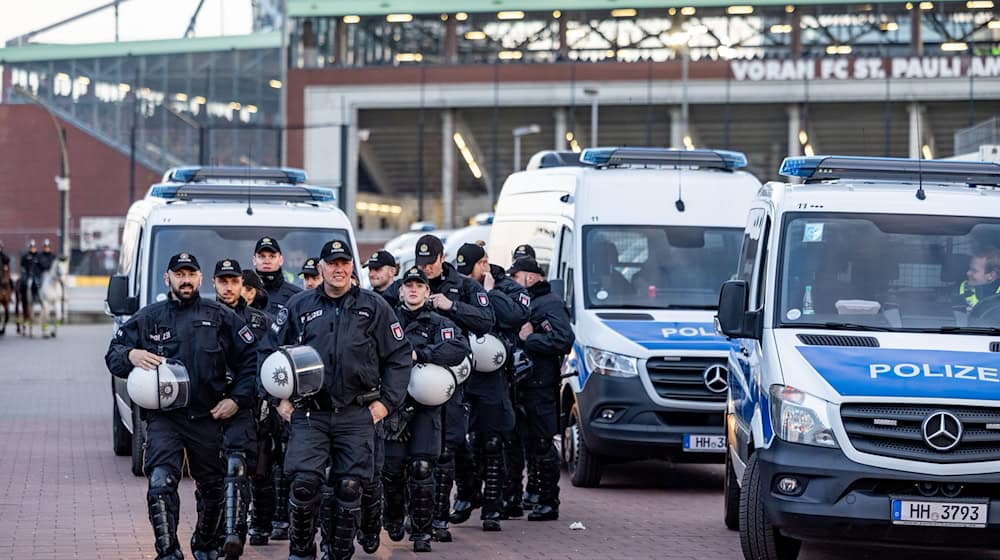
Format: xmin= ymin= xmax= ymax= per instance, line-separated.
xmin=891 ymin=498 xmax=988 ymax=528
xmin=682 ymin=434 xmax=725 ymax=452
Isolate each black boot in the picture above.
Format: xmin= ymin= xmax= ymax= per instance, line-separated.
xmin=357 ymin=477 xmax=382 ymax=554
xmin=271 ymin=465 xmax=290 ymax=540
xmin=480 ymin=436 xmax=505 ymax=531
xmin=248 ymin=471 xmax=274 ymax=546
xmin=147 ymin=468 xmax=183 ymax=560
xmin=502 ymin=437 xmax=524 ymax=520
xmin=222 ymin=454 xmax=248 ymax=559
xmin=191 ymin=480 xmax=225 ymax=560
xmin=381 ymin=467 xmax=406 ymax=542
xmin=449 ymin=444 xmax=480 ymax=524
xmin=523 ymin=456 xmax=540 ymax=511
xmin=527 ymin=447 xmax=560 ymax=522
xmin=318 ymin=484 xmax=336 ymax=560
xmin=408 ymin=459 xmax=435 ymax=546
xmin=328 ymin=479 xmax=362 ymax=560
xmin=431 ymin=451 xmax=454 ymax=542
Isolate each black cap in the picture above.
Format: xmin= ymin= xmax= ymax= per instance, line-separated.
xmin=320 ymin=239 xmax=353 ymax=262
xmin=364 ymin=250 xmax=397 ymax=269
xmin=401 ymin=266 xmax=428 ymax=285
xmin=512 ymin=244 xmax=536 ymax=260
xmin=455 ymin=243 xmax=486 ymax=275
xmin=414 ymin=234 xmax=444 ymax=266
xmin=508 ymin=257 xmax=544 ymax=276
xmin=168 ymin=252 xmax=201 ymax=272
xmin=300 ymin=258 xmax=319 ymax=277
xmin=254 ymin=236 xmax=282 ymax=254
xmin=241 ymin=269 xmax=265 ymax=292
xmin=213 ymin=258 xmax=242 ymax=278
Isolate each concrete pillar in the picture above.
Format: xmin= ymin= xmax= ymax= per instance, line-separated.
xmin=553 ymin=108 xmax=568 ymax=150
xmin=441 ymin=110 xmax=456 ymax=229
xmin=790 ymin=10 xmax=802 ymax=58
xmin=333 ymin=19 xmax=347 ymax=65
xmin=444 ymin=17 xmax=458 ymax=64
xmin=787 ymin=104 xmax=802 ymax=158
xmin=558 ymin=17 xmax=569 ymax=60
xmin=908 ymin=102 xmax=923 ymax=159
xmin=669 ymin=107 xmax=684 ymax=149
xmin=910 ymin=8 xmax=923 ymax=56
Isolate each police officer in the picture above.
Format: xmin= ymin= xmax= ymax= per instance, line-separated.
xmin=272 ymin=239 xmax=412 ymax=560
xmin=300 ymin=258 xmax=322 ymax=290
xmin=365 ymin=250 xmax=400 ymax=305
xmin=38 ymin=238 xmax=56 ymax=272
xmin=0 ymin=239 xmax=10 ymax=268
xmin=509 ymin=257 xmax=574 ymax=521
xmin=449 ymin=243 xmax=529 ymax=531
xmin=503 ymin=244 xmax=536 ymax=517
xmin=381 ymin=266 xmax=468 ymax=552
xmin=414 ymin=233 xmax=494 ymax=542
xmin=212 ymin=259 xmax=273 ymax=558
xmin=253 ymin=236 xmax=302 ymax=317
xmin=241 ymin=269 xmax=270 ymax=312
xmin=105 ymin=252 xmax=258 ymax=560
xmin=960 ymin=248 xmax=1000 ymax=312
xmin=512 ymin=244 xmax=535 ymax=261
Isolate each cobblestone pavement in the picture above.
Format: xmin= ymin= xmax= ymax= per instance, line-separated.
xmin=1 ymin=324 xmax=998 ymax=559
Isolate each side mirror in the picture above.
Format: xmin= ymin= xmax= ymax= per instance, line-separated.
xmin=717 ymin=280 xmax=761 ymax=340
xmin=106 ymin=275 xmax=138 ymax=316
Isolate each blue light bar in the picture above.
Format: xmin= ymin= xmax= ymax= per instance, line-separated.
xmin=579 ymin=147 xmax=747 ymax=170
xmin=780 ymin=155 xmax=1000 ymax=186
xmin=149 ymin=184 xmax=335 ymax=203
xmin=167 ymin=166 xmax=308 ymax=184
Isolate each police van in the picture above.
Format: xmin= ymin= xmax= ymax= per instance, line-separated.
xmin=105 ymin=166 xmax=360 ymax=475
xmin=716 ymin=156 xmax=1000 ymax=559
xmin=489 ymin=147 xmax=760 ymax=486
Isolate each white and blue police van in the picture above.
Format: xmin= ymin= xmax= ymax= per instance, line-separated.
xmin=105 ymin=166 xmax=360 ymax=476
xmin=490 ymin=147 xmax=760 ymax=487
xmin=716 ymin=156 xmax=1000 ymax=559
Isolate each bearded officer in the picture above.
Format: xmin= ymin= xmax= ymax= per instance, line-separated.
xmin=365 ymin=250 xmax=400 ymax=306
xmin=271 ymin=239 xmax=411 ymax=560
xmin=105 ymin=252 xmax=258 ymax=560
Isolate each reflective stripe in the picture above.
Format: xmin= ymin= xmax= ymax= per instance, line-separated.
xmin=960 ymin=281 xmax=1000 ymax=308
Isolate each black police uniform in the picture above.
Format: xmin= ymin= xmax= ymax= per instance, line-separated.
xmin=374 ymin=279 xmax=401 ymax=307
xmin=382 ymin=294 xmax=468 ymax=550
xmin=516 ymin=274 xmax=574 ymax=521
xmin=254 ymin=238 xmax=302 ymax=318
xmin=272 ymin=243 xmax=411 ymax=560
xmin=425 ymin=260 xmax=494 ymax=540
xmin=20 ymin=249 xmax=41 ymax=298
xmin=105 ymin=255 xmax=258 ymax=560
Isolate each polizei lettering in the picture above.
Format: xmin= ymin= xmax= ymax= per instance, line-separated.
xmin=869 ymin=363 xmax=1000 ymax=383
xmin=662 ymin=327 xmax=715 ymax=338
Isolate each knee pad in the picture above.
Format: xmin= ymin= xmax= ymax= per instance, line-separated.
xmin=226 ymin=453 xmax=247 ymax=477
xmin=438 ymin=449 xmax=454 ymax=466
xmin=290 ymin=473 xmax=323 ymax=502
xmin=528 ymin=437 xmax=550 ymax=457
xmin=334 ymin=477 xmax=363 ymax=503
xmin=408 ymin=459 xmax=434 ymax=481
xmin=148 ymin=467 xmax=179 ymax=492
xmin=484 ymin=436 xmax=504 ymax=455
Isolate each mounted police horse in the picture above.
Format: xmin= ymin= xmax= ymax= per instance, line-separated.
xmin=0 ymin=262 xmax=11 ymax=335
xmin=16 ymin=258 xmax=66 ymax=338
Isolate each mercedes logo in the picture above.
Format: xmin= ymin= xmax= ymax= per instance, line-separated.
xmin=703 ymin=364 xmax=729 ymax=394
xmin=921 ymin=411 xmax=963 ymax=452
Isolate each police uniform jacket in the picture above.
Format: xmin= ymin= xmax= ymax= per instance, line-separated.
xmin=521 ymin=281 xmax=575 ymax=388
xmin=272 ymin=285 xmax=412 ymax=414
xmin=487 ymin=264 xmax=532 ymax=340
xmin=428 ymin=261 xmax=495 ymax=337
xmin=20 ymin=252 xmax=40 ymax=280
xmin=396 ymin=303 xmax=468 ymax=369
xmin=259 ymin=268 xmax=302 ymax=316
xmin=375 ymin=279 xmax=401 ymax=307
xmin=105 ymin=292 xmax=259 ymax=415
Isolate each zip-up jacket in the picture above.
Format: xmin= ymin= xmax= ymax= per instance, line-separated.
xmin=521 ymin=281 xmax=575 ymax=388
xmin=259 ymin=267 xmax=301 ymax=316
xmin=428 ymin=261 xmax=495 ymax=337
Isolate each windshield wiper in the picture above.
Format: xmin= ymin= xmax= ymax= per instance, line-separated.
xmin=667 ymin=304 xmax=719 ymax=310
xmin=813 ymin=322 xmax=895 ymax=332
xmin=923 ymin=326 xmax=1000 ymax=335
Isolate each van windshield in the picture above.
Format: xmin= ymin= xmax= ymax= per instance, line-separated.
xmin=777 ymin=213 xmax=1000 ymax=333
xmin=582 ymin=225 xmax=742 ymax=309
xmin=147 ymin=226 xmax=349 ymax=303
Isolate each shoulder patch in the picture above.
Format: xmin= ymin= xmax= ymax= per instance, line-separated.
xmin=391 ymin=321 xmax=404 ymax=341
xmin=275 ymin=307 xmax=288 ymax=326
xmin=541 ymin=319 xmax=553 ymax=332
xmin=116 ymin=328 xmax=124 ymax=338
xmin=357 ymin=309 xmax=371 ymax=318
xmin=477 ymin=292 xmax=489 ymax=307
xmin=238 ymin=325 xmax=256 ymax=344
xmin=518 ymin=293 xmax=531 ymax=307
xmin=441 ymin=327 xmax=454 ymax=340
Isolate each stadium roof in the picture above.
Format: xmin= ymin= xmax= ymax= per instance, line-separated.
xmin=0 ymin=32 xmax=280 ymax=64
xmin=288 ymin=0 xmax=936 ymax=17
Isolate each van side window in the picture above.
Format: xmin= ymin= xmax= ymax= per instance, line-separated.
xmin=752 ymin=217 xmax=771 ymax=309
xmin=558 ymin=227 xmax=574 ymax=304
xmin=118 ymin=220 xmax=141 ymax=277
xmin=489 ymin=220 xmax=558 ymax=272
xmin=737 ymin=210 xmax=764 ymax=285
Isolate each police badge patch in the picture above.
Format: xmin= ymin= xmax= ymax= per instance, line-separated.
xmin=441 ymin=327 xmax=454 ymax=340
xmin=477 ymin=292 xmax=489 ymax=307
xmin=238 ymin=325 xmax=256 ymax=344
xmin=276 ymin=307 xmax=288 ymax=326
xmin=391 ymin=322 xmax=404 ymax=341
xmin=542 ymin=320 xmax=553 ymax=332
xmin=518 ymin=293 xmax=531 ymax=307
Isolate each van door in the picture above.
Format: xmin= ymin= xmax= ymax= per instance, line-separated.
xmin=556 ymin=226 xmax=575 ymax=321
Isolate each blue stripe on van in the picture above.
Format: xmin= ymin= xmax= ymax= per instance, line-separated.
xmin=601 ymin=321 xmax=730 ymax=351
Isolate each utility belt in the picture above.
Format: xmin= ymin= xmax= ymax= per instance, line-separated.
xmin=295 ymin=388 xmax=380 ymax=413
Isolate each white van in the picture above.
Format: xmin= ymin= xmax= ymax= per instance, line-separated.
xmin=489 ymin=147 xmax=760 ymax=487
xmin=716 ymin=156 xmax=1000 ymax=559
xmin=105 ymin=166 xmax=360 ymax=475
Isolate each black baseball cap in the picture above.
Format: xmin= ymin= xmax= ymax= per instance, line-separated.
xmin=300 ymin=258 xmax=319 ymax=277
xmin=414 ymin=234 xmax=444 ymax=266
xmin=455 ymin=243 xmax=487 ymax=276
xmin=254 ymin=236 xmax=282 ymax=254
xmin=241 ymin=269 xmax=265 ymax=292
xmin=168 ymin=252 xmax=200 ymax=272
xmin=320 ymin=239 xmax=353 ymax=262
xmin=364 ymin=250 xmax=397 ymax=269
xmin=512 ymin=244 xmax=536 ymax=260
xmin=213 ymin=258 xmax=242 ymax=278
xmin=402 ymin=266 xmax=429 ymax=285
xmin=508 ymin=257 xmax=544 ymax=276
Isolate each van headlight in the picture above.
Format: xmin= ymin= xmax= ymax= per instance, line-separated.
xmin=769 ymin=385 xmax=839 ymax=448
xmin=584 ymin=347 xmax=638 ymax=378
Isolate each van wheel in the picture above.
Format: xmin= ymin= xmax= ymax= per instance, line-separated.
xmin=563 ymin=404 xmax=603 ymax=488
xmin=130 ymin=406 xmax=146 ymax=477
xmin=739 ymin=453 xmax=801 ymax=560
xmin=723 ymin=446 xmax=740 ymax=530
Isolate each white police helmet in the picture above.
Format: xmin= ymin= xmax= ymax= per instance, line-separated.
xmin=450 ymin=356 xmax=473 ymax=384
xmin=407 ymin=363 xmax=457 ymax=406
xmin=470 ymin=334 xmax=507 ymax=373
xmin=260 ymin=345 xmax=325 ymax=400
xmin=127 ymin=360 xmax=191 ymax=411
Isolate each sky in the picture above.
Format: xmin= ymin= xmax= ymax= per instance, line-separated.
xmin=0 ymin=0 xmax=254 ymax=46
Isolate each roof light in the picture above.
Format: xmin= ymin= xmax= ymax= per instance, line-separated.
xmin=245 ymin=105 xmax=258 ymax=114
xmin=727 ymin=6 xmax=754 ymax=15
xmin=553 ymin=10 xmax=562 ymax=18
xmin=55 ymin=72 xmax=70 ymax=81
xmin=826 ymin=45 xmax=853 ymax=55
xmin=580 ymin=147 xmax=748 ymax=170
xmin=395 ymin=53 xmax=424 ymax=62
xmin=342 ymin=15 xmax=360 ymax=23
xmin=905 ymin=1 xmax=914 ymax=8
xmin=497 ymin=11 xmax=525 ymax=20
xmin=880 ymin=22 xmax=899 ymax=31
xmin=174 ymin=93 xmax=188 ymax=101
xmin=228 ymin=101 xmax=242 ymax=110
xmin=681 ymin=6 xmax=697 ymax=15
xmin=465 ymin=30 xmax=487 ymax=40
xmin=456 ymin=12 xmax=469 ymax=21
xmin=967 ymin=0 xmax=993 ymax=7
xmin=192 ymin=95 xmax=207 ymax=104
xmin=168 ymin=166 xmax=309 ymax=184
xmin=386 ymin=13 xmax=413 ymax=23
xmin=498 ymin=50 xmax=523 ymax=60
xmin=803 ymin=144 xmax=815 ymax=156
xmin=611 ymin=8 xmax=637 ymax=17
xmin=941 ymin=41 xmax=968 ymax=52
xmin=785 ymin=4 xmax=796 ymax=12
xmin=778 ymin=155 xmax=1000 ymax=185
xmin=118 ymin=83 xmax=131 ymax=93
xmin=919 ymin=1 xmax=934 ymax=9
xmin=668 ymin=8 xmax=678 ymax=15
xmin=771 ymin=24 xmax=793 ymax=33
xmin=269 ymin=79 xmax=282 ymax=89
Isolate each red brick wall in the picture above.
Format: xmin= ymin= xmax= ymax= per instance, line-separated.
xmin=0 ymin=104 xmax=160 ymax=253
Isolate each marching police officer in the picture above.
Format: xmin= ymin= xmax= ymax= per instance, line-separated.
xmin=105 ymin=252 xmax=258 ymax=560
xmin=414 ymin=234 xmax=494 ymax=542
xmin=509 ymin=257 xmax=574 ymax=522
xmin=272 ymin=239 xmax=412 ymax=560
xmin=449 ymin=243 xmax=530 ymax=531
xmin=382 ymin=266 xmax=469 ymax=552
xmin=365 ymin=250 xmax=400 ymax=306
xmin=300 ymin=258 xmax=322 ymax=290
xmin=212 ymin=259 xmax=274 ymax=558
xmin=253 ymin=236 xmax=302 ymax=317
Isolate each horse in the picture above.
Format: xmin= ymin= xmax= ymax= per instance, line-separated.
xmin=0 ymin=263 xmax=11 ymax=335
xmin=35 ymin=258 xmax=67 ymax=338
xmin=14 ymin=274 xmax=33 ymax=336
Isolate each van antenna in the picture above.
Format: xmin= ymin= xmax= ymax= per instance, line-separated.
xmin=246 ymin=144 xmax=255 ymax=215
xmin=915 ymin=113 xmax=926 ymax=201
xmin=675 ymin=149 xmax=686 ymax=212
